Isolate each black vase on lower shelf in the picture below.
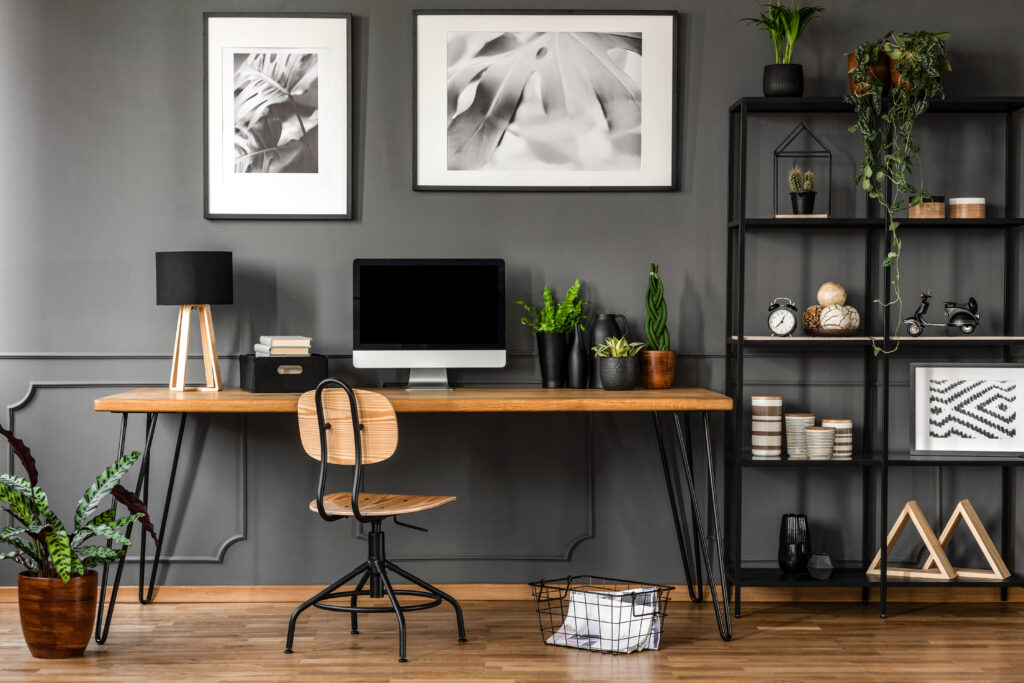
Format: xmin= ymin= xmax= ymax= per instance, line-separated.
xmin=778 ymin=513 xmax=811 ymax=574
xmin=536 ymin=332 xmax=566 ymax=388
xmin=763 ymin=64 xmax=804 ymax=97
xmin=566 ymin=323 xmax=589 ymax=389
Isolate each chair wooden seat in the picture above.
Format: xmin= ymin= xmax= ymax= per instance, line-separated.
xmin=310 ymin=492 xmax=456 ymax=518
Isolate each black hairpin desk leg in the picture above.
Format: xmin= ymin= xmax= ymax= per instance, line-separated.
xmin=96 ymin=412 xmax=187 ymax=644
xmin=652 ymin=413 xmax=702 ymax=602
xmin=674 ymin=411 xmax=733 ymax=641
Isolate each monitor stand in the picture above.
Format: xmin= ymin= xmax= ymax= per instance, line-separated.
xmin=405 ymin=368 xmax=452 ymax=391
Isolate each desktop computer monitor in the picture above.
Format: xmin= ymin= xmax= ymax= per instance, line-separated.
xmin=353 ymin=258 xmax=506 ymax=389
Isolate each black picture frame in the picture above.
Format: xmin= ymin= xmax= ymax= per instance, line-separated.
xmin=909 ymin=362 xmax=1024 ymax=457
xmin=203 ymin=12 xmax=354 ymax=220
xmin=412 ymin=9 xmax=679 ymax=192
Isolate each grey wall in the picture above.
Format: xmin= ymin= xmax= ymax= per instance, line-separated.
xmin=2 ymin=0 xmax=1023 ymax=588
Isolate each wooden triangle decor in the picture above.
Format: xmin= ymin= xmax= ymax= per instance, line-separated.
xmin=921 ymin=499 xmax=1011 ymax=580
xmin=866 ymin=500 xmax=955 ymax=580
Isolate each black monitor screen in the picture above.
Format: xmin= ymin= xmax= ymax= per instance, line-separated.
xmin=354 ymin=259 xmax=505 ymax=349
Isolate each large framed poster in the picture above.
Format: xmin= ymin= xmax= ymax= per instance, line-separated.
xmin=414 ymin=10 xmax=678 ymax=191
xmin=911 ymin=363 xmax=1024 ymax=456
xmin=204 ymin=13 xmax=352 ymax=219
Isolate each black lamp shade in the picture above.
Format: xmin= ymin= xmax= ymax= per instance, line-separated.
xmin=156 ymin=251 xmax=233 ymax=305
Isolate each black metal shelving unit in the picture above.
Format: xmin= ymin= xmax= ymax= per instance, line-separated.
xmin=725 ymin=96 xmax=1024 ymax=619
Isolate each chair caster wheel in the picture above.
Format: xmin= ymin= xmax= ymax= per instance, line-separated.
xmin=284 ymin=649 xmax=293 ymax=654
xmin=458 ymin=637 xmax=468 ymax=642
xmin=398 ymin=658 xmax=408 ymax=663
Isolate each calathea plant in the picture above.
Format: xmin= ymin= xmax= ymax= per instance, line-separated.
xmin=0 ymin=423 xmax=156 ymax=583
xmin=846 ymin=31 xmax=951 ymax=355
xmin=517 ymin=279 xmax=588 ymax=334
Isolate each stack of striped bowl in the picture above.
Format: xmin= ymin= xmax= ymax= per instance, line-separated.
xmin=784 ymin=413 xmax=815 ymax=460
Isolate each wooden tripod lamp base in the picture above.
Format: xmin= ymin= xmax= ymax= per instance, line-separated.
xmin=169 ymin=304 xmax=222 ymax=392
xmin=156 ymin=251 xmax=232 ymax=393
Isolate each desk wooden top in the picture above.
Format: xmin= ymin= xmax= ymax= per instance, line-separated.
xmin=94 ymin=387 xmax=732 ymax=414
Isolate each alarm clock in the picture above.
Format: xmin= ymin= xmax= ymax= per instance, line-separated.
xmin=767 ymin=297 xmax=798 ymax=336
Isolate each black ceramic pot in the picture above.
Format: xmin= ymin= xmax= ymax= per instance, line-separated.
xmin=566 ymin=324 xmax=590 ymax=389
xmin=790 ymin=191 xmax=817 ymax=215
xmin=536 ymin=332 xmax=565 ymax=389
xmin=778 ymin=513 xmax=811 ymax=574
xmin=763 ymin=64 xmax=804 ymax=97
xmin=590 ymin=314 xmax=628 ymax=389
xmin=598 ymin=356 xmax=637 ymax=391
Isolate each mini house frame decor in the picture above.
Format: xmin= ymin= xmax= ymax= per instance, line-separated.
xmin=773 ymin=121 xmax=831 ymax=218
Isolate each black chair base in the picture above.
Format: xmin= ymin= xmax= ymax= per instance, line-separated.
xmin=285 ymin=521 xmax=466 ymax=662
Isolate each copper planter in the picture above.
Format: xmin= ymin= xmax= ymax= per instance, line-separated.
xmin=640 ymin=350 xmax=676 ymax=389
xmin=18 ymin=571 xmax=98 ymax=658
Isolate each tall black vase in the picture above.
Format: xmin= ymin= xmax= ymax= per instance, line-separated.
xmin=536 ymin=332 xmax=566 ymax=389
xmin=778 ymin=513 xmax=811 ymax=574
xmin=566 ymin=323 xmax=589 ymax=389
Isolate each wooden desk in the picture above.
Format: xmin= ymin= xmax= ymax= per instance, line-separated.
xmin=93 ymin=386 xmax=734 ymax=642
xmin=95 ymin=387 xmax=732 ymax=414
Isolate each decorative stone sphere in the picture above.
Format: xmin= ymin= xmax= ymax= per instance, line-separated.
xmin=820 ymin=304 xmax=860 ymax=331
xmin=817 ymin=282 xmax=847 ymax=307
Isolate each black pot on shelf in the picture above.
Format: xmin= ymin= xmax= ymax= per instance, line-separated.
xmin=778 ymin=513 xmax=811 ymax=574
xmin=590 ymin=314 xmax=628 ymax=389
xmin=566 ymin=323 xmax=590 ymax=389
xmin=763 ymin=64 xmax=804 ymax=97
xmin=790 ymin=191 xmax=817 ymax=215
xmin=536 ymin=332 xmax=566 ymax=388
xmin=598 ymin=356 xmax=637 ymax=391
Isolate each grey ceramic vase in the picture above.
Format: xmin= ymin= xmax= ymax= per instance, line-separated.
xmin=807 ymin=552 xmax=834 ymax=580
xmin=598 ymin=356 xmax=637 ymax=391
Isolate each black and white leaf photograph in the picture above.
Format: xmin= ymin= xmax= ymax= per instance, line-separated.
xmin=446 ymin=31 xmax=642 ymax=172
xmin=234 ymin=52 xmax=319 ymax=174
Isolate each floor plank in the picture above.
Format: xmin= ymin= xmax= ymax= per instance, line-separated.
xmin=1 ymin=600 xmax=1023 ymax=681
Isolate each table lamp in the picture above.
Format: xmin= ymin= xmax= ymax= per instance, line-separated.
xmin=156 ymin=251 xmax=233 ymax=392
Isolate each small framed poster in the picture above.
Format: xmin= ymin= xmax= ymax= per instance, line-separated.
xmin=414 ymin=10 xmax=678 ymax=191
xmin=910 ymin=363 xmax=1024 ymax=456
xmin=204 ymin=13 xmax=352 ymax=219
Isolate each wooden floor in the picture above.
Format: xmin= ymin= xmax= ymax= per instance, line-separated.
xmin=2 ymin=600 xmax=1023 ymax=681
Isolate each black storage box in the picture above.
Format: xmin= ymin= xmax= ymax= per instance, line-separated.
xmin=239 ymin=354 xmax=329 ymax=393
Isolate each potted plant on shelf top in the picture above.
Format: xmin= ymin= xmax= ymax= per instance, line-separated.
xmin=788 ymin=168 xmax=816 ymax=214
xmin=0 ymin=423 xmax=156 ymax=659
xmin=641 ymin=264 xmax=676 ymax=389
xmin=845 ymin=30 xmax=951 ymax=355
xmin=517 ymin=279 xmax=588 ymax=388
xmin=593 ymin=336 xmax=645 ymax=391
xmin=744 ymin=1 xmax=824 ymax=97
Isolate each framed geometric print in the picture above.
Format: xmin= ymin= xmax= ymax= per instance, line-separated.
xmin=414 ymin=10 xmax=678 ymax=191
xmin=911 ymin=363 xmax=1024 ymax=456
xmin=204 ymin=13 xmax=352 ymax=219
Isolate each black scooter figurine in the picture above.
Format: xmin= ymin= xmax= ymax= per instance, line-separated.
xmin=904 ymin=289 xmax=979 ymax=336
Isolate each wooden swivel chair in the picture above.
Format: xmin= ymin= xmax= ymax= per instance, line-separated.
xmin=284 ymin=379 xmax=466 ymax=662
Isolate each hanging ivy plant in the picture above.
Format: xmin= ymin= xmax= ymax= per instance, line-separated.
xmin=845 ymin=31 xmax=951 ymax=355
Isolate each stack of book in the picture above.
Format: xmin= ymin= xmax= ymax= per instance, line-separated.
xmin=254 ymin=336 xmax=312 ymax=357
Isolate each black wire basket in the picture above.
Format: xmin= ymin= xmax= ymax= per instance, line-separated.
xmin=530 ymin=575 xmax=673 ymax=654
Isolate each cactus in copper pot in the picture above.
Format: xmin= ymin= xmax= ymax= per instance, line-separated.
xmin=644 ymin=264 xmax=670 ymax=351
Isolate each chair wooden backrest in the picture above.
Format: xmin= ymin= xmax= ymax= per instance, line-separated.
xmin=297 ymin=387 xmax=398 ymax=465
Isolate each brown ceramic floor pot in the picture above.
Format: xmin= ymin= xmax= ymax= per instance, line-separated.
xmin=640 ymin=350 xmax=676 ymax=389
xmin=18 ymin=570 xmax=98 ymax=658
xmin=847 ymin=52 xmax=890 ymax=95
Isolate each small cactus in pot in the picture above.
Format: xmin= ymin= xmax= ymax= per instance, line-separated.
xmin=788 ymin=167 xmax=817 ymax=214
xmin=592 ymin=336 xmax=644 ymax=391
